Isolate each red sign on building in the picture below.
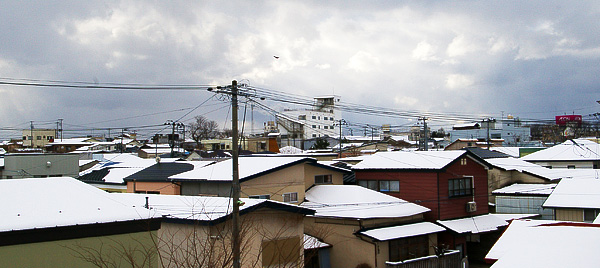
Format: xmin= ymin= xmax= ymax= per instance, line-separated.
xmin=555 ymin=115 xmax=582 ymax=126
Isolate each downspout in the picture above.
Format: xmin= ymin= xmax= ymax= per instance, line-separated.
xmin=356 ymin=219 xmax=379 ymax=268
xmin=437 ymin=172 xmax=441 ymax=220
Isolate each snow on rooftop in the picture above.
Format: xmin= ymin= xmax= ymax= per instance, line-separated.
xmin=492 ymin=183 xmax=557 ymax=196
xmin=485 ymin=219 xmax=600 ymax=268
xmin=543 ymin=178 xmax=600 ymax=209
xmin=301 ymin=185 xmax=429 ymax=219
xmin=279 ymin=146 xmax=304 ymax=154
xmin=487 ymin=157 xmax=599 ymax=181
xmin=359 ymin=222 xmax=445 ymax=241
xmin=111 ymin=193 xmax=306 ymax=222
xmin=0 ymin=177 xmax=153 ymax=233
xmin=169 ymin=156 xmax=311 ymax=181
xmin=437 ymin=214 xmax=508 ymax=234
xmin=352 ymin=151 xmax=466 ymax=170
xmin=489 ymin=147 xmax=521 ymax=158
xmin=521 ymin=139 xmax=600 ymax=161
xmin=304 ymin=234 xmax=331 ymax=250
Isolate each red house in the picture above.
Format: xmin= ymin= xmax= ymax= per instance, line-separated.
xmin=352 ymin=150 xmax=501 ymax=258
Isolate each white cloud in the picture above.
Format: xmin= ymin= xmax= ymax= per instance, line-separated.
xmin=445 ymin=74 xmax=474 ymax=89
xmin=346 ymin=51 xmax=381 ymax=72
xmin=412 ymin=41 xmax=439 ymax=61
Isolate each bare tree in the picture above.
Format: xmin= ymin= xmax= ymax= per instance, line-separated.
xmin=188 ymin=115 xmax=219 ymax=150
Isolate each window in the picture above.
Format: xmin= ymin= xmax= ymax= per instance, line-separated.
xmin=36 ymin=136 xmax=42 ymax=140
xmin=460 ymin=158 xmax=467 ymax=165
xmin=136 ymin=190 xmax=160 ymax=194
xmin=584 ymin=209 xmax=600 ymax=222
xmin=323 ymin=126 xmax=328 ymax=129
xmin=567 ymin=165 xmax=576 ymax=169
xmin=358 ymin=180 xmax=399 ymax=192
xmin=389 ymin=235 xmax=429 ymax=262
xmin=283 ymin=192 xmax=298 ymax=203
xmin=358 ymin=180 xmax=378 ymax=191
xmin=312 ymin=134 xmax=317 ymax=138
xmin=312 ymin=125 xmax=317 ymax=128
xmin=23 ymin=136 xmax=27 ymax=140
xmin=249 ymin=194 xmax=270 ymax=199
xmin=312 ymin=115 xmax=317 ymax=119
xmin=323 ymin=117 xmax=328 ymax=120
xmin=298 ymin=115 xmax=306 ymax=120
xmin=330 ymin=117 xmax=334 ymax=121
xmin=379 ymin=181 xmax=400 ymax=192
xmin=448 ymin=177 xmax=473 ymax=197
xmin=315 ymin=174 xmax=332 ymax=184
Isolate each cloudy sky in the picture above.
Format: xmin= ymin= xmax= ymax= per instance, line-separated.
xmin=1 ymin=1 xmax=599 ymax=139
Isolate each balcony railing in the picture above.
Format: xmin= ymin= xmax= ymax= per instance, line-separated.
xmin=386 ymin=250 xmax=464 ymax=268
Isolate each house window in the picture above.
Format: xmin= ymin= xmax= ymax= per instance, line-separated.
xmin=389 ymin=235 xmax=429 ymax=262
xmin=298 ymin=115 xmax=306 ymax=120
xmin=312 ymin=125 xmax=317 ymax=128
xmin=283 ymin=192 xmax=298 ymax=203
xmin=448 ymin=177 xmax=473 ymax=197
xmin=584 ymin=209 xmax=600 ymax=222
xmin=315 ymin=174 xmax=332 ymax=184
xmin=323 ymin=126 xmax=328 ymax=130
xmin=249 ymin=194 xmax=270 ymax=199
xmin=460 ymin=158 xmax=467 ymax=165
xmin=379 ymin=181 xmax=400 ymax=192
xmin=312 ymin=116 xmax=317 ymax=119
xmin=36 ymin=136 xmax=42 ymax=140
xmin=358 ymin=180 xmax=378 ymax=191
xmin=330 ymin=117 xmax=334 ymax=121
xmin=323 ymin=117 xmax=328 ymax=120
xmin=135 ymin=190 xmax=160 ymax=194
xmin=567 ymin=165 xmax=576 ymax=169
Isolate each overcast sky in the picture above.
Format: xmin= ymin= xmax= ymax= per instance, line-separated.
xmin=1 ymin=1 xmax=599 ymax=139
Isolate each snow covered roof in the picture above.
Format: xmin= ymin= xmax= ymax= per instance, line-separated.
xmin=543 ymin=178 xmax=600 ymax=209
xmin=490 ymin=147 xmax=522 ymax=157
xmin=521 ymin=139 xmax=600 ymax=162
xmin=45 ymin=137 xmax=96 ymax=146
xmin=485 ymin=219 xmax=600 ymax=268
xmin=485 ymin=157 xmax=599 ymax=181
xmin=304 ymin=234 xmax=331 ymax=250
xmin=301 ymin=185 xmax=430 ymax=219
xmin=352 ymin=151 xmax=468 ymax=170
xmin=169 ymin=156 xmax=315 ymax=181
xmin=358 ymin=222 xmax=445 ymax=241
xmin=436 ymin=214 xmax=508 ymax=234
xmin=492 ymin=183 xmax=557 ymax=196
xmin=279 ymin=146 xmax=304 ymax=154
xmin=0 ymin=177 xmax=153 ymax=233
xmin=111 ymin=193 xmax=313 ymax=222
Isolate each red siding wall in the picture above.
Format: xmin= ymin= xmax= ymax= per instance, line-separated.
xmin=354 ymin=155 xmax=489 ymax=221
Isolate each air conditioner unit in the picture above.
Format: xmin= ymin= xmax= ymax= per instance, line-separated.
xmin=466 ymin=201 xmax=477 ymax=212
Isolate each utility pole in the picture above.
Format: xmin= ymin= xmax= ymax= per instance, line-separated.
xmin=336 ymin=119 xmax=347 ymax=158
xmin=482 ymin=118 xmax=495 ymax=150
xmin=208 ymin=80 xmax=242 ymax=268
xmin=419 ymin=117 xmax=428 ymax=151
xmin=59 ymin=118 xmax=63 ymax=141
xmin=30 ymin=121 xmax=34 ymax=148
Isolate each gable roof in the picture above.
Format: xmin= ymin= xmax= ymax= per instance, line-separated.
xmin=123 ymin=162 xmax=196 ymax=182
xmin=0 ymin=177 xmax=153 ymax=233
xmin=112 ymin=193 xmax=314 ymax=225
xmin=352 ymin=150 xmax=489 ymax=170
xmin=169 ymin=156 xmax=349 ymax=182
xmin=492 ymin=183 xmax=557 ymax=196
xmin=543 ymin=177 xmax=600 ymax=209
xmin=464 ymin=147 xmax=511 ymax=159
xmin=301 ymin=185 xmax=430 ymax=219
xmin=521 ymin=139 xmax=600 ymax=162
xmin=485 ymin=220 xmax=600 ymax=267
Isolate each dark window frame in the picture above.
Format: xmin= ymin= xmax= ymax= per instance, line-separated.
xmin=448 ymin=177 xmax=473 ymax=198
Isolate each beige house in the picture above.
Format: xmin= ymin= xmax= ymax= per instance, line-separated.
xmin=0 ymin=177 xmax=160 ymax=267
xmin=168 ymin=156 xmax=349 ymax=204
xmin=543 ymin=178 xmax=600 ymax=222
xmin=302 ymin=185 xmax=446 ymax=268
xmin=113 ymin=193 xmax=314 ymax=268
xmin=22 ymin=128 xmax=56 ymax=148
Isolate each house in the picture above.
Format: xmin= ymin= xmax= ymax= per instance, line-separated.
xmin=301 ymin=185 xmax=448 ymax=268
xmin=485 ymin=219 xmax=600 ymax=267
xmin=492 ymin=183 xmax=556 ymax=219
xmin=543 ymin=177 xmax=600 ymax=222
xmin=137 ymin=143 xmax=187 ymax=158
xmin=45 ymin=137 xmax=100 ymax=153
xmin=276 ymin=96 xmax=341 ymax=141
xmin=521 ymin=139 xmax=600 ymax=169
xmin=0 ymin=153 xmax=79 ymax=179
xmin=77 ymin=153 xmax=168 ymax=192
xmin=352 ymin=150 xmax=510 ymax=261
xmin=113 ymin=193 xmax=314 ymax=268
xmin=484 ymin=157 xmax=560 ymax=205
xmin=21 ymin=128 xmax=57 ymax=148
xmin=0 ymin=177 xmax=160 ymax=267
xmin=445 ymin=138 xmax=504 ymax=150
xmin=168 ymin=156 xmax=350 ymax=203
xmin=448 ymin=117 xmax=532 ymax=146
xmin=124 ymin=160 xmax=214 ymax=194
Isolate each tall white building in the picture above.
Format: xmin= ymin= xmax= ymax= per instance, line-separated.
xmin=274 ymin=96 xmax=341 ymax=146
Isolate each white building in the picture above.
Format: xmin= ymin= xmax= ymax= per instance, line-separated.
xmin=275 ymin=96 xmax=341 ymax=146
xmin=449 ymin=116 xmax=531 ymax=146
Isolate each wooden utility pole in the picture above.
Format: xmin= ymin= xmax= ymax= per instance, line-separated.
xmin=231 ymin=80 xmax=241 ymax=268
